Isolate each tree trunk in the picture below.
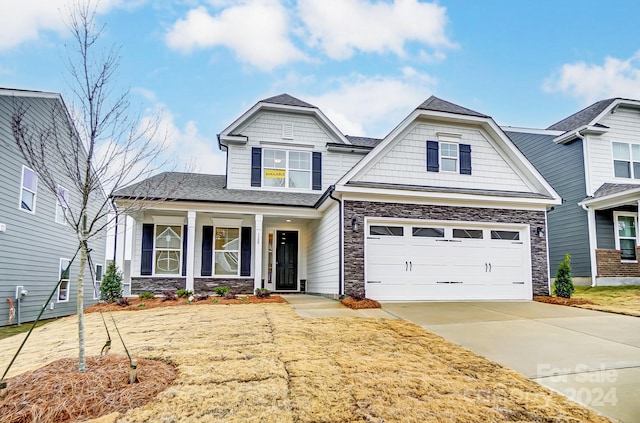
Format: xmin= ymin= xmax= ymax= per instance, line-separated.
xmin=77 ymin=240 xmax=87 ymax=372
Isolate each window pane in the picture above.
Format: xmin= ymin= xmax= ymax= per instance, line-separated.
xmin=22 ymin=167 xmax=37 ymax=191
xmin=289 ymin=170 xmax=310 ymax=188
xmin=263 ymin=149 xmax=286 ymax=168
xmin=617 ymin=216 xmax=636 ymax=237
xmin=58 ymin=281 xmax=69 ymax=301
xmin=412 ymin=227 xmax=444 ymax=237
xmin=21 ymin=189 xmax=35 ymax=211
xmin=215 ymin=251 xmax=239 ymax=275
xmin=155 ymin=225 xmax=181 ymax=249
xmin=613 ymin=142 xmax=630 ymax=160
xmin=155 ymin=251 xmax=181 ymax=274
xmin=215 ymin=228 xmax=240 ymax=251
xmin=633 ymin=163 xmax=640 ymax=179
xmin=453 ymin=229 xmax=483 ymax=239
xmin=60 ymin=259 xmax=70 ymax=280
xmin=370 ymin=226 xmax=404 ymax=236
xmin=263 ymin=169 xmax=285 ymax=187
xmin=633 ymin=144 xmax=640 ymax=161
xmin=441 ymin=143 xmax=458 ymax=158
xmin=441 ymin=158 xmax=457 ymax=172
xmin=290 ymin=151 xmax=311 ymax=170
xmin=491 ymin=230 xmax=520 ymax=240
xmin=620 ymin=239 xmax=637 ymax=260
xmin=614 ymin=160 xmax=631 ymax=178
xmin=96 ymin=265 xmax=103 ymax=281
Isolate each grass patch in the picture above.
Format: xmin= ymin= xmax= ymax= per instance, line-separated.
xmin=572 ymin=285 xmax=640 ymax=316
xmin=0 ymin=319 xmax=57 ymax=341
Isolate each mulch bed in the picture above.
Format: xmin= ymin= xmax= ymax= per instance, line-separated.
xmin=533 ymin=295 xmax=597 ymax=306
xmin=0 ymin=355 xmax=176 ymax=423
xmin=85 ymin=295 xmax=286 ymax=313
xmin=341 ymin=297 xmax=381 ymax=309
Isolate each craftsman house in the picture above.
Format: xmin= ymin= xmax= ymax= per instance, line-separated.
xmin=113 ymin=94 xmax=560 ymax=301
xmin=0 ymin=88 xmax=107 ymax=326
xmin=508 ymin=98 xmax=640 ymax=286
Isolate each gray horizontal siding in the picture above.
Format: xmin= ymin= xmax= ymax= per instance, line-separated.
xmin=507 ymin=131 xmax=591 ymax=276
xmin=0 ymin=94 xmax=107 ymax=326
xmin=595 ymin=205 xmax=637 ymax=250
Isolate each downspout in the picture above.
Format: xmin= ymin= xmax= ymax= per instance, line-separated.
xmin=327 ymin=185 xmax=344 ymax=297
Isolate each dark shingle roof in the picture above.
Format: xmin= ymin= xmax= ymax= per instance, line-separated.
xmin=416 ymin=96 xmax=489 ymax=118
xmin=113 ymin=172 xmax=323 ymax=207
xmin=344 ymin=135 xmax=383 ymax=148
xmin=592 ymin=183 xmax=640 ymax=199
xmin=260 ymin=94 xmax=315 ymax=108
xmin=547 ymin=99 xmax=616 ymax=131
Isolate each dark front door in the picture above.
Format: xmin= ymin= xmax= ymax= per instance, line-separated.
xmin=276 ymin=231 xmax=298 ymax=290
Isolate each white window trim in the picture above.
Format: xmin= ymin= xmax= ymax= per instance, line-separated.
xmin=19 ymin=165 xmax=38 ymax=214
xmin=612 ymin=141 xmax=640 ymax=180
xmin=439 ymin=142 xmax=459 ymax=173
xmin=152 ymin=224 xmax=183 ymax=276
xmin=55 ymin=185 xmax=69 ymax=225
xmin=613 ymin=211 xmax=638 ymax=262
xmin=93 ymin=263 xmax=104 ymax=300
xmin=58 ymin=258 xmax=71 ymax=303
xmin=213 ymin=226 xmax=241 ymax=277
xmin=262 ymin=148 xmax=312 ymax=190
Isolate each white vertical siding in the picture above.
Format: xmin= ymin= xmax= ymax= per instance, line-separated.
xmin=588 ymin=107 xmax=640 ymax=194
xmin=355 ymin=122 xmax=533 ymax=193
xmin=306 ymin=202 xmax=340 ymax=294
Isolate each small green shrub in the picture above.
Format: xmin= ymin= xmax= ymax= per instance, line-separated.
xmin=138 ymin=292 xmax=155 ymax=300
xmin=553 ymin=253 xmax=575 ymax=299
xmin=138 ymin=303 xmax=146 ymax=307
xmin=255 ymin=288 xmax=271 ymax=299
xmin=176 ymin=289 xmax=193 ymax=298
xmin=211 ymin=298 xmax=220 ymax=303
xmin=100 ymin=262 xmax=123 ymax=303
xmin=214 ymin=286 xmax=231 ymax=297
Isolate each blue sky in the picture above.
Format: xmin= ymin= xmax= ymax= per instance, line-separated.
xmin=2 ymin=0 xmax=640 ymax=175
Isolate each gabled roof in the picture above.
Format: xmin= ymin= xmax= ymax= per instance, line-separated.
xmin=113 ymin=172 xmax=323 ymax=207
xmin=344 ymin=135 xmax=382 ymax=148
xmin=260 ymin=94 xmax=315 ymax=108
xmin=417 ymin=96 xmax=489 ymax=118
xmin=580 ymin=182 xmax=640 ymax=209
xmin=592 ymin=183 xmax=640 ymax=199
xmin=547 ymin=99 xmax=616 ymax=132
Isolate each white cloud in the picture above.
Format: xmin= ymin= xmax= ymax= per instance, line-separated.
xmin=306 ymin=67 xmax=437 ymax=137
xmin=165 ymin=1 xmax=307 ymax=71
xmin=298 ymin=0 xmax=454 ymax=60
xmin=544 ymin=51 xmax=640 ymax=104
xmin=0 ymin=0 xmax=141 ymax=50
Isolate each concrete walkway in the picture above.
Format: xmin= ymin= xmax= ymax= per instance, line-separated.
xmin=284 ymin=294 xmax=397 ymax=319
xmin=382 ymin=301 xmax=640 ymax=423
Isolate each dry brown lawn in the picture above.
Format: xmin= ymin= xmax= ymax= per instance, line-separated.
xmin=0 ymin=303 xmax=611 ymax=422
xmin=572 ymin=285 xmax=640 ymax=317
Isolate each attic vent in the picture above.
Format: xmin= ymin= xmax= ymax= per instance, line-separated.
xmin=282 ymin=123 xmax=294 ymax=140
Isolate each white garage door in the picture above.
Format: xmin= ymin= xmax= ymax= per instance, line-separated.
xmin=365 ymin=221 xmax=532 ymax=301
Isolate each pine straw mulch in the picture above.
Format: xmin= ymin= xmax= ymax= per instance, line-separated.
xmin=340 ymin=297 xmax=381 ymax=309
xmin=84 ymin=295 xmax=286 ymax=313
xmin=0 ymin=355 xmax=176 ymax=423
xmin=533 ymin=295 xmax=597 ymax=307
xmin=0 ymin=304 xmax=612 ymax=423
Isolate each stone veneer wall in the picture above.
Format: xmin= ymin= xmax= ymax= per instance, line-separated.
xmin=194 ymin=278 xmax=254 ymax=295
xmin=131 ymin=277 xmax=254 ymax=295
xmin=131 ymin=277 xmax=186 ymax=295
xmin=596 ymin=249 xmax=640 ymax=277
xmin=342 ymin=200 xmax=549 ymax=297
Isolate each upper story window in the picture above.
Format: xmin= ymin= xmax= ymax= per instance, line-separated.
xmin=55 ymin=185 xmax=70 ymax=224
xmin=20 ymin=166 xmax=38 ymax=213
xmin=612 ymin=142 xmax=640 ymax=179
xmin=262 ymin=149 xmax=311 ymax=189
xmin=426 ymin=141 xmax=471 ymax=175
xmin=440 ymin=143 xmax=459 ymax=172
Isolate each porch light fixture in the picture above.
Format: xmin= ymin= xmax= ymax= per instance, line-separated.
xmin=351 ymin=216 xmax=359 ymax=233
xmin=537 ymin=227 xmax=545 ymax=238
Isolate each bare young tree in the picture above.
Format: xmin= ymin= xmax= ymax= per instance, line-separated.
xmin=11 ymin=1 xmax=178 ymax=372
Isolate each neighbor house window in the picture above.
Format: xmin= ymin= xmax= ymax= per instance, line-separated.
xmin=154 ymin=225 xmax=182 ymax=274
xmin=262 ymin=149 xmax=311 ymax=189
xmin=440 ymin=143 xmax=458 ymax=172
xmin=93 ymin=264 xmax=103 ymax=299
xmin=214 ymin=227 xmax=240 ymax=276
xmin=614 ymin=212 xmax=637 ymax=261
xmin=20 ymin=166 xmax=38 ymax=213
xmin=613 ymin=142 xmax=640 ymax=179
xmin=58 ymin=258 xmax=71 ymax=302
xmin=55 ymin=185 xmax=70 ymax=224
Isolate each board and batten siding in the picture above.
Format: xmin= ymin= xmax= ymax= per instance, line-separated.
xmin=355 ymin=122 xmax=533 ymax=193
xmin=507 ymin=131 xmax=591 ymax=277
xmin=0 ymin=94 xmax=107 ymax=326
xmin=587 ymin=106 xmax=640 ymax=195
xmin=305 ymin=201 xmax=340 ymax=294
xmin=225 ymin=111 xmax=363 ymax=190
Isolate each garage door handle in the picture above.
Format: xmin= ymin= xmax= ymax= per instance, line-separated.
xmin=405 ymin=261 xmax=408 ymax=271
xmin=489 ymin=263 xmax=492 ymax=272
xmin=485 ymin=263 xmax=488 ymax=272
xmin=367 ymin=280 xmax=382 ymax=284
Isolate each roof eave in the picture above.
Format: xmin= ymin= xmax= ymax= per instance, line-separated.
xmin=553 ymin=125 xmax=610 ymax=144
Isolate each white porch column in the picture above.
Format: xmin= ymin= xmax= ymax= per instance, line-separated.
xmin=186 ymin=211 xmax=196 ymax=292
xmin=254 ymin=214 xmax=263 ymax=291
xmin=587 ymin=206 xmax=598 ymax=287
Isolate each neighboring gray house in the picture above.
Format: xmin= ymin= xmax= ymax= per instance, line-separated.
xmin=0 ymin=88 xmax=107 ymax=327
xmin=507 ymin=98 xmax=640 ymax=286
xmin=113 ymin=94 xmax=560 ymax=301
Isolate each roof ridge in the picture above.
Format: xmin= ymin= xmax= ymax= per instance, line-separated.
xmin=416 ymin=95 xmax=489 ymax=118
xmin=260 ymin=93 xmax=315 ymax=108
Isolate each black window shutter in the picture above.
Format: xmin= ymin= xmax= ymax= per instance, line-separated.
xmin=312 ymin=152 xmax=322 ymax=190
xmin=426 ymin=141 xmax=439 ymax=172
xmin=141 ymin=224 xmax=154 ymax=276
xmin=251 ymin=147 xmax=262 ymax=187
xmin=460 ymin=144 xmax=472 ymax=175
xmin=201 ymin=226 xmax=213 ymax=277
xmin=240 ymin=227 xmax=252 ymax=277
xmin=182 ymin=225 xmax=188 ymax=277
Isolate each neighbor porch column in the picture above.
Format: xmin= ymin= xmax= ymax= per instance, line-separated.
xmin=254 ymin=214 xmax=263 ymax=291
xmin=186 ymin=211 xmax=196 ymax=292
xmin=586 ymin=206 xmax=598 ymax=287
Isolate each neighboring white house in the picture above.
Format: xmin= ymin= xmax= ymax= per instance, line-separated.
xmin=112 ymin=94 xmax=560 ymax=301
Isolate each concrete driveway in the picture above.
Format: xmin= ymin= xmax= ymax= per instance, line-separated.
xmin=382 ymin=301 xmax=640 ymax=423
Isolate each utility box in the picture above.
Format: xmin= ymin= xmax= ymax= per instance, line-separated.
xmin=16 ymin=286 xmax=28 ymax=299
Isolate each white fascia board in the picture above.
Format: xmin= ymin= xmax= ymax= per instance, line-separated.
xmin=553 ymin=125 xmax=609 ymax=144
xmin=219 ymin=134 xmax=248 ymax=144
xmin=0 ymin=88 xmax=61 ymax=99
xmin=590 ymin=98 xmax=640 ymax=124
xmin=501 ymin=126 xmax=564 ymax=136
xmin=335 ymin=184 xmax=560 ymax=209
xmin=578 ymin=188 xmax=640 ymax=210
